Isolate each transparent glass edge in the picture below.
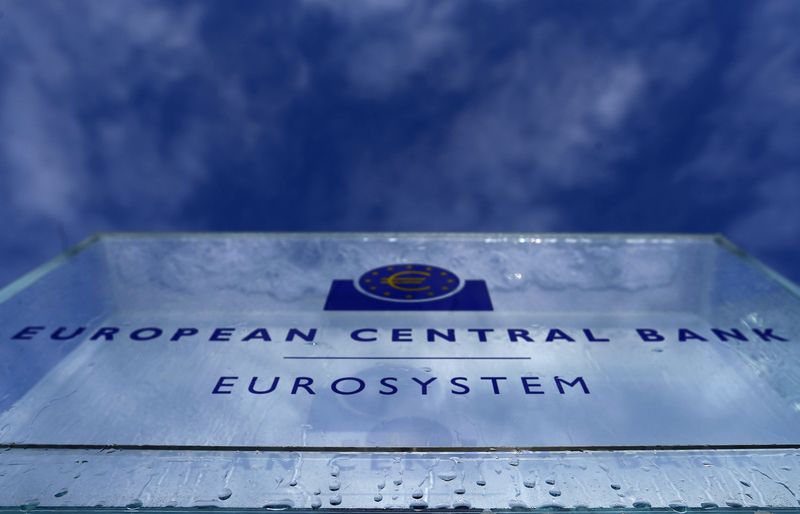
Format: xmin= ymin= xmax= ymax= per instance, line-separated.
xmin=714 ymin=235 xmax=800 ymax=299
xmin=91 ymin=230 xmax=720 ymax=241
xmin=0 ymin=235 xmax=101 ymax=305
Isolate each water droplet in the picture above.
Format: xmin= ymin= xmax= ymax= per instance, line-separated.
xmin=422 ymin=367 xmax=432 ymax=373
xmin=549 ymin=489 xmax=561 ymax=497
xmin=329 ymin=495 xmax=342 ymax=506
xmin=725 ymin=501 xmax=743 ymax=508
xmin=394 ymin=478 xmax=403 ymax=486
xmin=377 ymin=481 xmax=385 ymax=490
xmin=476 ymin=479 xmax=486 ymax=486
xmin=610 ymin=483 xmax=621 ymax=490
xmin=218 ymin=488 xmax=232 ymax=501
xmin=454 ymin=487 xmax=466 ymax=494
xmin=310 ymin=498 xmax=321 ymax=510
xmin=523 ymin=480 xmax=535 ymax=489
xmin=313 ymin=488 xmax=321 ymax=495
xmin=409 ymin=499 xmax=427 ymax=509
xmin=781 ymin=466 xmax=792 ymax=471
xmin=264 ymin=500 xmax=294 ymax=510
xmin=453 ymin=498 xmax=471 ymax=509
xmin=632 ymin=501 xmax=651 ymax=509
xmin=509 ymin=458 xmax=519 ymax=467
xmin=739 ymin=480 xmax=751 ymax=487
xmin=412 ymin=489 xmax=424 ymax=499
xmin=669 ymin=502 xmax=687 ymax=512
xmin=508 ymin=499 xmax=528 ymax=509
xmin=126 ymin=500 xmax=143 ymax=510
xmin=54 ymin=490 xmax=68 ymax=498
xmin=288 ymin=480 xmax=297 ymax=487
xmin=700 ymin=502 xmax=718 ymax=509
xmin=374 ymin=494 xmax=383 ymax=502
xmin=438 ymin=471 xmax=457 ymax=482
xmin=545 ymin=478 xmax=555 ymax=485
xmin=20 ymin=500 xmax=39 ymax=511
xmin=329 ymin=480 xmax=340 ymax=491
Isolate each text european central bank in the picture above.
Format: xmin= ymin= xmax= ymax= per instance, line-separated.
xmin=1 ymin=234 xmax=799 ymax=512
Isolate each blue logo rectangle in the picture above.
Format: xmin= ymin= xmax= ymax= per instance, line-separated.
xmin=324 ymin=264 xmax=493 ymax=311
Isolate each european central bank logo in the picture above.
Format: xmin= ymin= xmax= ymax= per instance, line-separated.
xmin=324 ymin=264 xmax=493 ymax=311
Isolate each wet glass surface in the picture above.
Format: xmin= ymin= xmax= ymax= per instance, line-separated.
xmin=0 ymin=233 xmax=799 ymax=509
xmin=1 ymin=233 xmax=799 ymax=449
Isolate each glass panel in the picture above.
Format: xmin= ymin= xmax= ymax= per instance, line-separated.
xmin=1 ymin=233 xmax=800 ymax=511
xmin=1 ymin=233 xmax=798 ymax=449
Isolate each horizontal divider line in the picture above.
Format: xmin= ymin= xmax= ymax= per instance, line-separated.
xmin=1 ymin=443 xmax=799 ymax=453
xmin=283 ymin=356 xmax=531 ymax=360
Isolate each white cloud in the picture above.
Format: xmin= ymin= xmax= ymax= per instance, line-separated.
xmin=2 ymin=65 xmax=85 ymax=224
xmin=680 ymin=1 xmax=800 ymax=251
xmin=0 ymin=2 xmax=235 ymax=283
xmin=1 ymin=0 xmax=797 ymax=288
xmin=729 ymin=172 xmax=800 ymax=248
xmin=304 ymin=0 xmax=463 ymax=95
xmin=337 ymin=14 xmax=707 ymax=231
xmin=440 ymin=42 xmax=646 ymax=190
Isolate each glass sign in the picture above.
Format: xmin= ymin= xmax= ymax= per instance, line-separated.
xmin=1 ymin=234 xmax=799 ymax=450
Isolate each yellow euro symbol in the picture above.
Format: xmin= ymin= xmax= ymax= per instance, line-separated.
xmin=380 ymin=270 xmax=431 ymax=292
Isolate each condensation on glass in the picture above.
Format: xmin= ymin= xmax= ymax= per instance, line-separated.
xmin=0 ymin=233 xmax=798 ymax=511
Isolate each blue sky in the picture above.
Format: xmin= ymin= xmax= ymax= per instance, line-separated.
xmin=0 ymin=0 xmax=799 ymax=287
